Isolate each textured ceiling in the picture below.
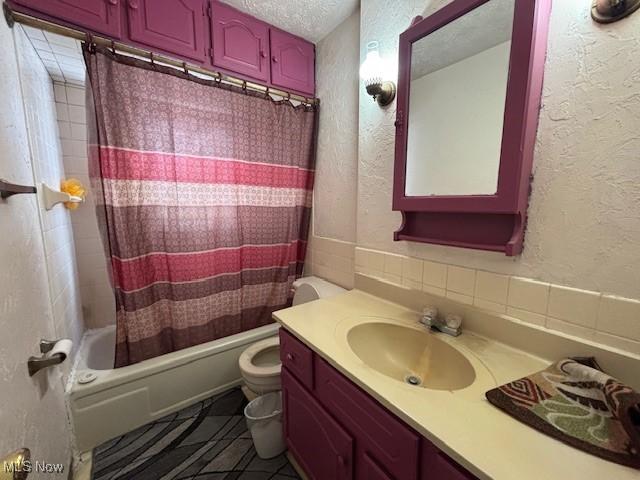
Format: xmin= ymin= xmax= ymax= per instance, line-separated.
xmin=222 ymin=0 xmax=360 ymax=43
xmin=411 ymin=0 xmax=514 ymax=79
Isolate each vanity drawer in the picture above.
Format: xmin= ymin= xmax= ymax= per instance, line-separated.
xmin=279 ymin=329 xmax=314 ymax=390
xmin=315 ymin=356 xmax=421 ymax=480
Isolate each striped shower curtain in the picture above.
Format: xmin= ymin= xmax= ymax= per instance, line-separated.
xmin=84 ymin=46 xmax=316 ymax=367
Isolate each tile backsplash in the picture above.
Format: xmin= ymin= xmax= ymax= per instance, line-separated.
xmin=305 ymin=235 xmax=640 ymax=356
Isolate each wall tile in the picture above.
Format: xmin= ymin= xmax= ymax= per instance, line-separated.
xmin=597 ymin=295 xmax=640 ymax=341
xmin=423 ymin=260 xmax=447 ymax=288
xmin=506 ymin=307 xmax=546 ymax=326
xmin=593 ymin=331 xmax=640 ymax=356
xmin=446 ymin=291 xmax=473 ymax=305
xmin=547 ymin=285 xmax=600 ymax=328
xmin=473 ymin=297 xmax=506 ymax=314
xmin=507 ymin=277 xmax=549 ymax=314
xmin=546 ymin=317 xmax=595 ymax=341
xmin=383 ymin=253 xmax=403 ymax=277
xmin=446 ymin=265 xmax=476 ymax=296
xmin=422 ymin=284 xmax=446 ymax=297
xmin=474 ymin=270 xmax=509 ymax=304
xmin=402 ymin=257 xmax=423 ymax=283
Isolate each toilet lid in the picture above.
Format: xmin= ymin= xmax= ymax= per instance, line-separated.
xmin=239 ymin=336 xmax=281 ymax=378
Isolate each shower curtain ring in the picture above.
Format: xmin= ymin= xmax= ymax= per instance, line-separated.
xmin=242 ymin=80 xmax=247 ymax=93
xmin=110 ymin=40 xmax=116 ymax=55
xmin=182 ymin=62 xmax=188 ymax=75
xmin=85 ymin=33 xmax=96 ymax=53
xmin=286 ymin=92 xmax=291 ymax=102
xmin=149 ymin=52 xmax=155 ymax=66
xmin=215 ymin=72 xmax=222 ymax=84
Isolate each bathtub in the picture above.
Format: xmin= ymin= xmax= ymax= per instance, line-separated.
xmin=68 ymin=322 xmax=280 ymax=453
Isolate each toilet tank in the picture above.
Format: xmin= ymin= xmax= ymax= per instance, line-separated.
xmin=292 ymin=276 xmax=346 ymax=306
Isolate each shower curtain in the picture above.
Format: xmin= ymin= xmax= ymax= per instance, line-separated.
xmin=84 ymin=46 xmax=317 ymax=367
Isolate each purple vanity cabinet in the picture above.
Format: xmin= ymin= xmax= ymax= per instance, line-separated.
xmin=12 ymin=0 xmax=122 ymax=38
xmin=126 ymin=0 xmax=207 ymax=63
xmin=210 ymin=1 xmax=270 ymax=82
xmin=279 ymin=329 xmax=478 ymax=480
xmin=269 ymin=29 xmax=315 ymax=96
xmin=282 ymin=369 xmax=354 ymax=480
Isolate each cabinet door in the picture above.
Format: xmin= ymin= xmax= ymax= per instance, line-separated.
xmin=270 ymin=29 xmax=315 ymax=95
xmin=14 ymin=0 xmax=121 ymax=38
xmin=126 ymin=0 xmax=206 ymax=63
xmin=282 ymin=368 xmax=353 ymax=480
xmin=211 ymin=1 xmax=270 ymax=82
xmin=422 ymin=442 xmax=477 ymax=480
xmin=363 ymin=454 xmax=394 ymax=480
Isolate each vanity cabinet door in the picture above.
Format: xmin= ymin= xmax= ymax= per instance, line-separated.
xmin=269 ymin=28 xmax=315 ymax=95
xmin=126 ymin=0 xmax=207 ymax=63
xmin=211 ymin=1 xmax=270 ymax=82
xmin=422 ymin=442 xmax=476 ymax=480
xmin=314 ymin=356 xmax=421 ymax=480
xmin=282 ymin=368 xmax=354 ymax=480
xmin=14 ymin=0 xmax=122 ymax=38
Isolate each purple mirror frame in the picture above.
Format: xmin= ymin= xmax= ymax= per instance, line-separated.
xmin=392 ymin=0 xmax=552 ymax=256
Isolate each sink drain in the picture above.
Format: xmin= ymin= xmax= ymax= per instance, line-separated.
xmin=404 ymin=374 xmax=422 ymax=386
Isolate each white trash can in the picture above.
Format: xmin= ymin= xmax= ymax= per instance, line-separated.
xmin=244 ymin=391 xmax=286 ymax=459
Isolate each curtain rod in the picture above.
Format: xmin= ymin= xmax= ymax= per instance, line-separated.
xmin=8 ymin=10 xmax=319 ymax=107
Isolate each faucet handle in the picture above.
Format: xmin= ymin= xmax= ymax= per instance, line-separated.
xmin=422 ymin=306 xmax=438 ymax=319
xmin=445 ymin=313 xmax=463 ymax=329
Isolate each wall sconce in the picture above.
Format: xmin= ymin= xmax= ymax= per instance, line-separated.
xmin=592 ymin=0 xmax=640 ymax=23
xmin=360 ymin=41 xmax=396 ymax=107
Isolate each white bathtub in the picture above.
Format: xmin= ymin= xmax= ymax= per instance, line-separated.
xmin=68 ymin=323 xmax=280 ymax=453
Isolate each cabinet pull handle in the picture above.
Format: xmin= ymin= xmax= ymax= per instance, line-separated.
xmin=128 ymin=0 xmax=139 ymax=9
xmin=286 ymin=353 xmax=294 ymax=361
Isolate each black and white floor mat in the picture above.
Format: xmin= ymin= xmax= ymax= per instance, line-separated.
xmin=91 ymin=388 xmax=300 ymax=480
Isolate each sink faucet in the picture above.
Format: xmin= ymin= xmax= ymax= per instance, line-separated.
xmin=420 ymin=306 xmax=462 ymax=337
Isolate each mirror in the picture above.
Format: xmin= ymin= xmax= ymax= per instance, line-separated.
xmin=405 ymin=0 xmax=515 ymax=197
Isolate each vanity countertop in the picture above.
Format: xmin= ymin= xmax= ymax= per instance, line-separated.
xmin=274 ymin=289 xmax=639 ymax=480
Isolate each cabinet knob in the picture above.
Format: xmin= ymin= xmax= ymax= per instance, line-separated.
xmin=128 ymin=0 xmax=139 ymax=9
xmin=286 ymin=353 xmax=294 ymax=361
xmin=272 ymin=56 xmax=279 ymax=64
xmin=337 ymin=454 xmax=347 ymax=466
xmin=260 ymin=50 xmax=267 ymax=58
xmin=108 ymin=0 xmax=118 ymax=5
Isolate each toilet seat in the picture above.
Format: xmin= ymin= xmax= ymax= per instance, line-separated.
xmin=239 ymin=337 xmax=281 ymax=378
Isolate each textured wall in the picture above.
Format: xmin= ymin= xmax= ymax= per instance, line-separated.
xmin=223 ymin=0 xmax=359 ymax=42
xmin=354 ymin=0 xmax=640 ymax=300
xmin=0 ymin=23 xmax=72 ymax=472
xmin=314 ymin=11 xmax=360 ymax=242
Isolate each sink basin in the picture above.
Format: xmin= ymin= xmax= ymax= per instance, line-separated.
xmin=347 ymin=322 xmax=476 ymax=391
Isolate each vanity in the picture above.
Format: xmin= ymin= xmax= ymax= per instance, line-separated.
xmin=280 ymin=328 xmax=476 ymax=480
xmin=275 ymin=282 xmax=640 ymax=480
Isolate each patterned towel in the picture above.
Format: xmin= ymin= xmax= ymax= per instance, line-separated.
xmin=486 ymin=357 xmax=640 ymax=469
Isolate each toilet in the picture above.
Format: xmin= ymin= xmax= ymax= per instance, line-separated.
xmin=239 ymin=276 xmax=345 ymax=398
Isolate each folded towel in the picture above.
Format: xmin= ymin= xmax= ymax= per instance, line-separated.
xmin=486 ymin=357 xmax=640 ymax=469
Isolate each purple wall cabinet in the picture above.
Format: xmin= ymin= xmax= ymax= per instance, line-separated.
xmin=210 ymin=1 xmax=270 ymax=82
xmin=392 ymin=0 xmax=553 ymax=256
xmin=282 ymin=368 xmax=354 ymax=480
xmin=126 ymin=0 xmax=207 ymax=63
xmin=13 ymin=0 xmax=122 ymax=38
xmin=269 ymin=29 xmax=315 ymax=96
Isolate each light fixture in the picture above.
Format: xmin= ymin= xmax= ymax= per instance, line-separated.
xmin=591 ymin=0 xmax=640 ymax=23
xmin=359 ymin=41 xmax=396 ymax=107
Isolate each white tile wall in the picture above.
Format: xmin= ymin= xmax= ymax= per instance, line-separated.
xmin=305 ymin=236 xmax=356 ymax=289
xmin=348 ymin=246 xmax=640 ymax=356
xmin=55 ymin=82 xmax=116 ymax=329
xmin=13 ymin=26 xmax=85 ymax=383
xmin=23 ymin=26 xmax=85 ymax=84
